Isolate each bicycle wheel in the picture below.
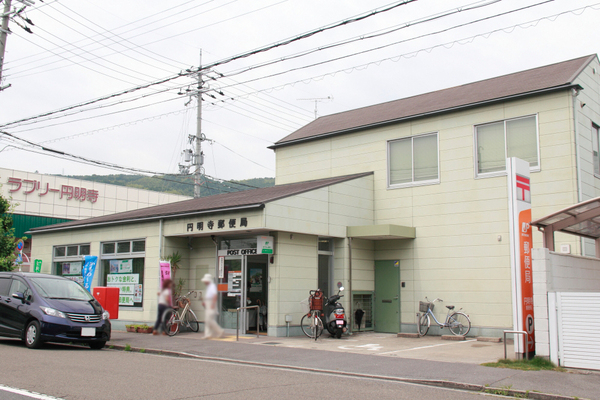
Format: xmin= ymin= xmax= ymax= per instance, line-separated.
xmin=314 ymin=316 xmax=324 ymax=341
xmin=163 ymin=309 xmax=180 ymax=336
xmin=448 ymin=312 xmax=471 ymax=336
xmin=418 ymin=313 xmax=430 ymax=336
xmin=300 ymin=313 xmax=316 ymax=338
xmin=185 ymin=309 xmax=200 ymax=332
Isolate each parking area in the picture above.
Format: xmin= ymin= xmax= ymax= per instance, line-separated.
xmin=244 ymin=332 xmax=506 ymax=364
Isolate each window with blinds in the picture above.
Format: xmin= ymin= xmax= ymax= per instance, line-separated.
xmin=388 ymin=133 xmax=439 ymax=187
xmin=475 ymin=115 xmax=539 ymax=176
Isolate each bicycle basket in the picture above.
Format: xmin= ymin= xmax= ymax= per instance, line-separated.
xmin=300 ymin=298 xmax=310 ymax=314
xmin=419 ymin=301 xmax=433 ymax=313
xmin=309 ymin=291 xmax=324 ymax=311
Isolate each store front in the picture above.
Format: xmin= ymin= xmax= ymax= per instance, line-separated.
xmin=217 ymin=239 xmax=269 ymax=334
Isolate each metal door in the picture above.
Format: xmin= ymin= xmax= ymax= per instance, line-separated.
xmin=557 ymin=292 xmax=600 ymax=370
xmin=374 ymin=260 xmax=400 ymax=333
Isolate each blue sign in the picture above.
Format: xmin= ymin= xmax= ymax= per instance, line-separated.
xmin=82 ymin=255 xmax=98 ymax=292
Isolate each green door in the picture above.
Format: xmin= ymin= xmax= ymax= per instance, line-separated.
xmin=374 ymin=260 xmax=400 ymax=333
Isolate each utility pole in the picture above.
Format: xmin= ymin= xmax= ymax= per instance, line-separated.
xmin=0 ymin=0 xmax=12 ymax=89
xmin=193 ymin=50 xmax=204 ymax=198
xmin=0 ymin=0 xmax=36 ymax=91
xmin=298 ymin=96 xmax=333 ymax=119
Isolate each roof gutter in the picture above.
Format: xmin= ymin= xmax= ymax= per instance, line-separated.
xmin=270 ymin=84 xmax=581 ymax=149
xmin=28 ymin=204 xmax=265 ymax=234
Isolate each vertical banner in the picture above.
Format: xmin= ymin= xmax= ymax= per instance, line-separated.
xmin=507 ymin=157 xmax=535 ymax=357
xmin=159 ymin=260 xmax=171 ymax=288
xmin=33 ymin=259 xmax=42 ymax=273
xmin=81 ymin=255 xmax=98 ymax=292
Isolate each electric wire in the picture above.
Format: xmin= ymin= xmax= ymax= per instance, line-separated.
xmin=0 ymin=0 xmax=419 ymax=129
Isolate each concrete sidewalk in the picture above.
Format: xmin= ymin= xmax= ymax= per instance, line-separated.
xmin=107 ymin=331 xmax=598 ymax=400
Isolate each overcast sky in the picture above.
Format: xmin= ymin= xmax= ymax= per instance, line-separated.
xmin=0 ymin=0 xmax=598 ymax=183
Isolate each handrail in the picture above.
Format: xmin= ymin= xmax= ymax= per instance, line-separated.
xmin=503 ymin=330 xmax=529 ymax=360
xmin=236 ymin=305 xmax=260 ymax=341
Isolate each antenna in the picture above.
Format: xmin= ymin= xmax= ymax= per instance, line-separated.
xmin=298 ymin=96 xmax=333 ymax=119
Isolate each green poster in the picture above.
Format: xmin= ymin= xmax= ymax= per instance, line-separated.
xmin=33 ymin=259 xmax=42 ymax=273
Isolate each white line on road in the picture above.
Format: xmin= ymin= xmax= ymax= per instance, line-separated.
xmin=0 ymin=384 xmax=64 ymax=400
xmin=376 ymin=339 xmax=477 ymax=355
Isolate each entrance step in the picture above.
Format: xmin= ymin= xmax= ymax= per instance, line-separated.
xmin=441 ymin=335 xmax=466 ymax=341
xmin=477 ymin=337 xmax=502 ymax=343
xmin=397 ymin=332 xmax=420 ymax=338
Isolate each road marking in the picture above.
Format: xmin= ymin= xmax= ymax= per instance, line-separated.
xmin=0 ymin=384 xmax=64 ymax=400
xmin=377 ymin=339 xmax=476 ymax=355
xmin=338 ymin=343 xmax=383 ymax=351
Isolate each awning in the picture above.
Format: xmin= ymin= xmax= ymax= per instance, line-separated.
xmin=531 ymin=196 xmax=600 ymax=256
xmin=347 ymin=224 xmax=415 ymax=240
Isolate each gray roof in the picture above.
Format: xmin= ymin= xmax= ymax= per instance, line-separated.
xmin=272 ymin=55 xmax=596 ymax=148
xmin=30 ymin=172 xmax=373 ymax=233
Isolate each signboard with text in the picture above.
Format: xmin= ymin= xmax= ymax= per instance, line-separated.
xmin=507 ymin=157 xmax=535 ymax=357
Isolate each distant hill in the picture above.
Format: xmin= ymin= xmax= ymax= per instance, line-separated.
xmin=61 ymin=174 xmax=275 ymax=197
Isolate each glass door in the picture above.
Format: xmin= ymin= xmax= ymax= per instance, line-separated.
xmin=218 ymin=256 xmax=245 ymax=330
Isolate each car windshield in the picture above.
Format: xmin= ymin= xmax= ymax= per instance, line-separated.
xmin=29 ymin=277 xmax=94 ymax=301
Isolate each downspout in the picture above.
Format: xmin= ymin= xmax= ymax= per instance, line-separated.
xmin=347 ymin=237 xmax=353 ymax=335
xmin=158 ymin=219 xmax=164 ymax=259
xmin=572 ymin=88 xmax=584 ymax=254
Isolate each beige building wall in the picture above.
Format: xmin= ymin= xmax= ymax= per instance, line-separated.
xmin=572 ymin=58 xmax=600 ymax=256
xmin=30 ymin=221 xmax=161 ymax=323
xmin=275 ymin=91 xmax=581 ymax=331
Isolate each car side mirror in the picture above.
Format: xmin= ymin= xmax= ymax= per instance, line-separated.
xmin=12 ymin=292 xmax=25 ymax=301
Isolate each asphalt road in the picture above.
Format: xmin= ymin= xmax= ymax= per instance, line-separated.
xmin=0 ymin=339 xmax=500 ymax=400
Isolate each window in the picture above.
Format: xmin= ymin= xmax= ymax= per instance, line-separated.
xmin=9 ymin=279 xmax=31 ymax=300
xmin=0 ymin=277 xmax=11 ymax=296
xmin=592 ymin=124 xmax=599 ymax=176
xmin=52 ymin=243 xmax=92 ymax=285
xmin=318 ymin=239 xmax=333 ymax=298
xmin=100 ymin=240 xmax=146 ymax=308
xmin=388 ymin=133 xmax=439 ymax=187
xmin=475 ymin=115 xmax=539 ymax=176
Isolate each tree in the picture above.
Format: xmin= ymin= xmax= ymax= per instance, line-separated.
xmin=0 ymin=191 xmax=18 ymax=271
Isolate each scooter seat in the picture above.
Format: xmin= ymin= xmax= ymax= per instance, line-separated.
xmin=446 ymin=305 xmax=455 ymax=310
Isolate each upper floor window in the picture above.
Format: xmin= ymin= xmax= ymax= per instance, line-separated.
xmin=388 ymin=133 xmax=439 ymax=188
xmin=592 ymin=124 xmax=600 ymax=176
xmin=475 ymin=115 xmax=539 ymax=177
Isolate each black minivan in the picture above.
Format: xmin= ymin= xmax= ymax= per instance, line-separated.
xmin=0 ymin=272 xmax=111 ymax=349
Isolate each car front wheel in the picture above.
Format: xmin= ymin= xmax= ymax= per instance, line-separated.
xmin=88 ymin=341 xmax=106 ymax=350
xmin=24 ymin=320 xmax=42 ymax=349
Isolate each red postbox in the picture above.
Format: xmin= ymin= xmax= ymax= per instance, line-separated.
xmin=93 ymin=287 xmax=119 ymax=320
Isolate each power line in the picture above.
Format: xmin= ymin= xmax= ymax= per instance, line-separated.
xmin=0 ymin=0 xmax=419 ymax=129
xmin=214 ymin=141 xmax=274 ymax=171
xmin=215 ymin=0 xmax=558 ymax=88
xmin=4 ymin=0 xmax=213 ymax=68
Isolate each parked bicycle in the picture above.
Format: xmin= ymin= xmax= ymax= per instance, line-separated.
xmin=418 ymin=297 xmax=471 ymax=336
xmin=300 ymin=290 xmax=324 ymax=340
xmin=163 ymin=291 xmax=200 ymax=336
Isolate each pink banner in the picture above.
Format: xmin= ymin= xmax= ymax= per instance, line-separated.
xmin=159 ymin=261 xmax=171 ymax=287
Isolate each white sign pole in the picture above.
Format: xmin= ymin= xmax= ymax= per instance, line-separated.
xmin=507 ymin=157 xmax=535 ymax=357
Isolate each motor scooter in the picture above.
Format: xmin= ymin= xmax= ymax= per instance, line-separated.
xmin=323 ymin=287 xmax=347 ymax=338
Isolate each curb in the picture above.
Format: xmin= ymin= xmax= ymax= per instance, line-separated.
xmin=105 ymin=344 xmax=584 ymax=400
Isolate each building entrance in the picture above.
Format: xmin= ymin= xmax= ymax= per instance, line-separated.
xmin=217 ymin=242 xmax=268 ymax=335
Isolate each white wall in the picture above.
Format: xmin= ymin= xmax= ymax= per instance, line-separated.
xmin=1 ymin=167 xmax=190 ymax=220
xmin=532 ymin=247 xmax=600 ymax=358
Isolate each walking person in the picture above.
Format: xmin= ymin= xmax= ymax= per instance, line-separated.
xmin=153 ymin=279 xmax=173 ymax=335
xmin=201 ymin=273 xmax=224 ymax=338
